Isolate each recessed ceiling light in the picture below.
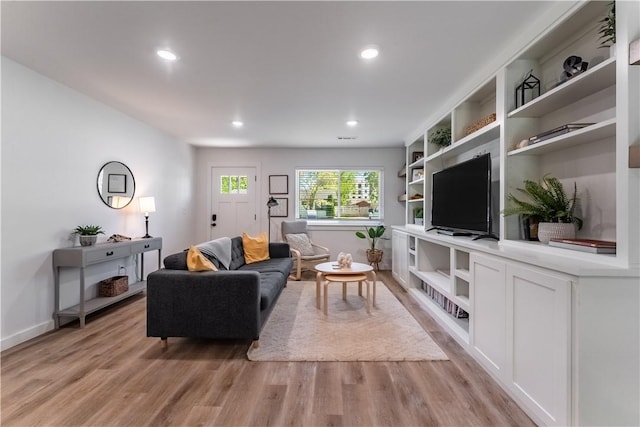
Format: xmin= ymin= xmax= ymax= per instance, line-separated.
xmin=231 ymin=120 xmax=244 ymax=127
xmin=156 ymin=49 xmax=178 ymax=61
xmin=346 ymin=120 xmax=359 ymax=127
xmin=360 ymin=46 xmax=379 ymax=60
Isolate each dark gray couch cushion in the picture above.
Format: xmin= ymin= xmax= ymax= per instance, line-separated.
xmin=239 ymin=257 xmax=293 ymax=276
xmin=229 ymin=236 xmax=246 ymax=270
xmin=259 ymin=272 xmax=286 ymax=310
xmin=163 ymin=251 xmax=188 ymax=270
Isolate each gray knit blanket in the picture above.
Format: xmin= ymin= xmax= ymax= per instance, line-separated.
xmin=197 ymin=237 xmax=232 ymax=270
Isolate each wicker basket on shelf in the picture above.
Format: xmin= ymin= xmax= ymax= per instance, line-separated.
xmin=464 ymin=113 xmax=496 ymax=136
xmin=98 ymin=275 xmax=129 ymax=297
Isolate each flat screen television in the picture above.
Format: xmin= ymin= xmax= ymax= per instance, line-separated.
xmin=430 ymin=153 xmax=496 ymax=240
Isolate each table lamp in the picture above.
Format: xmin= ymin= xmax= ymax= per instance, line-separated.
xmin=139 ymin=196 xmax=156 ymax=238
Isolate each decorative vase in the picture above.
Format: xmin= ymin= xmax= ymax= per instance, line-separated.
xmin=415 ymin=218 xmax=424 ymax=226
xmin=79 ymin=235 xmax=98 ymax=247
xmin=537 ymin=222 xmax=576 ymax=244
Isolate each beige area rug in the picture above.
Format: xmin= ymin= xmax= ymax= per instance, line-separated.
xmin=247 ymin=281 xmax=449 ymax=361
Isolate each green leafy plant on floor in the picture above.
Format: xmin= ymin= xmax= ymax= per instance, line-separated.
xmin=503 ymin=175 xmax=583 ymax=229
xmin=355 ymin=225 xmax=386 ymax=251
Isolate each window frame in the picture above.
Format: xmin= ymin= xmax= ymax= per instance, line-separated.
xmin=294 ymin=167 xmax=384 ymax=226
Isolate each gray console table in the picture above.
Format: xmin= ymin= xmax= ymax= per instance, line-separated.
xmin=53 ymin=237 xmax=162 ymax=328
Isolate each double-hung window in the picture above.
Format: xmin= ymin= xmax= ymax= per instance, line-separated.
xmin=295 ymin=168 xmax=383 ymax=223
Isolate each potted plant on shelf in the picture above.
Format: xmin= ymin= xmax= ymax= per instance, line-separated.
xmin=414 ymin=207 xmax=424 ymax=226
xmin=74 ymin=224 xmax=105 ymax=247
xmin=355 ymin=225 xmax=386 ymax=267
xmin=503 ymin=175 xmax=582 ymax=244
xmin=598 ymin=1 xmax=616 ymax=56
xmin=429 ymin=127 xmax=452 ymax=149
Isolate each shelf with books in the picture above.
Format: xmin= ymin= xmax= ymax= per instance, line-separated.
xmin=507 ymin=118 xmax=616 ymax=156
xmin=409 ymin=268 xmax=451 ymax=296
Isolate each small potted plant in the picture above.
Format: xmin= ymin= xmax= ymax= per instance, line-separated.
xmin=355 ymin=225 xmax=386 ymax=267
xmin=414 ymin=207 xmax=424 ymax=226
xmin=74 ymin=224 xmax=105 ymax=247
xmin=598 ymin=1 xmax=616 ymax=55
xmin=503 ymin=175 xmax=582 ymax=244
xmin=429 ymin=127 xmax=452 ymax=148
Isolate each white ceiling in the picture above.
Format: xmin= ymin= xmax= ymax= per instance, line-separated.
xmin=2 ymin=1 xmax=558 ymax=148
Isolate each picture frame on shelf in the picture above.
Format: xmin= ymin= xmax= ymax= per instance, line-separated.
xmin=412 ymin=168 xmax=424 ymax=181
xmin=268 ymin=175 xmax=288 ymax=195
xmin=270 ymin=198 xmax=288 ymax=217
xmin=412 ymin=151 xmax=424 ymax=163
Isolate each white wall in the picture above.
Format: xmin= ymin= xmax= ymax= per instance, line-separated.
xmin=1 ymin=58 xmax=196 ymax=350
xmin=194 ymin=147 xmax=405 ymax=268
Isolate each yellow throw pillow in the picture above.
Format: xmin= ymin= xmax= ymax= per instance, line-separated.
xmin=242 ymin=232 xmax=270 ymax=264
xmin=187 ymin=246 xmax=217 ymax=272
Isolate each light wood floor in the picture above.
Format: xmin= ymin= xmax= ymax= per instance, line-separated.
xmin=1 ymin=271 xmax=535 ymax=427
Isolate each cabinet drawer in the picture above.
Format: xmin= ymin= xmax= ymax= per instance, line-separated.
xmin=85 ymin=246 xmax=131 ymax=264
xmin=131 ymin=239 xmax=162 ymax=253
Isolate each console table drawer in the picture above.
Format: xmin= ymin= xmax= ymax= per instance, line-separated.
xmin=131 ymin=238 xmax=162 ymax=254
xmin=85 ymin=246 xmax=131 ymax=264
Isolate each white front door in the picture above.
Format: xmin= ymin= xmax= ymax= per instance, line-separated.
xmin=210 ymin=167 xmax=257 ymax=240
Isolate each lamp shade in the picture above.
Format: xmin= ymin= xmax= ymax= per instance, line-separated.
xmin=139 ymin=197 xmax=156 ymax=215
xmin=267 ymin=196 xmax=279 ymax=207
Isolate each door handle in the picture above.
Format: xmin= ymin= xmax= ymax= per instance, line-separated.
xmin=211 ymin=214 xmax=217 ymax=227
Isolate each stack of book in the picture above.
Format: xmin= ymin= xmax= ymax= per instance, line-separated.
xmin=549 ymin=238 xmax=616 ymax=254
xmin=528 ymin=123 xmax=594 ymax=145
xmin=422 ymin=282 xmax=469 ymax=319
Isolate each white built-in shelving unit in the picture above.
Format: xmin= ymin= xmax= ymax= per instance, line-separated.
xmin=393 ymin=1 xmax=640 ymax=426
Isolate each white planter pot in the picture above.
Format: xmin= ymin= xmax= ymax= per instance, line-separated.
xmin=537 ymin=222 xmax=576 ymax=244
xmin=79 ymin=235 xmax=97 ymax=247
xmin=415 ymin=218 xmax=423 ymax=226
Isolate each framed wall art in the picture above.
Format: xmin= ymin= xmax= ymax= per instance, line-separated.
xmin=108 ymin=174 xmax=127 ymax=193
xmin=270 ymin=198 xmax=288 ymax=217
xmin=269 ymin=175 xmax=288 ymax=194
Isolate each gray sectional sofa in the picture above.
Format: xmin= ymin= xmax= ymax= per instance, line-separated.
xmin=146 ymin=236 xmax=293 ymax=343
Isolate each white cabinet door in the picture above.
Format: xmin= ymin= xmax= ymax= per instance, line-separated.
xmin=392 ymin=230 xmax=408 ymax=288
xmin=507 ymin=263 xmax=571 ymax=427
xmin=470 ymin=253 xmax=507 ymax=379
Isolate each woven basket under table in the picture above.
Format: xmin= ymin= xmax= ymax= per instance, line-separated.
xmin=98 ymin=275 xmax=129 ymax=297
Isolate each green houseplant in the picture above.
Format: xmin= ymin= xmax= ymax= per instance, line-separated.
xmin=429 ymin=127 xmax=452 ymax=148
xmin=503 ymin=175 xmax=582 ymax=244
xmin=74 ymin=224 xmax=105 ymax=247
xmin=355 ymin=225 xmax=386 ymax=268
xmin=598 ymin=2 xmax=616 ymax=48
xmin=414 ymin=207 xmax=424 ymax=226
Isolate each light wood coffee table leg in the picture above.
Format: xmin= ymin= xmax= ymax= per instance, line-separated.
xmin=366 ymin=279 xmax=371 ymax=314
xmin=316 ymin=272 xmax=323 ymax=309
xmin=323 ymin=280 xmax=329 ymax=315
xmin=370 ymin=270 xmax=377 ymax=307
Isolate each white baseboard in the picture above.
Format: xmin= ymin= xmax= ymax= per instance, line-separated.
xmin=1 ymin=320 xmax=54 ymax=351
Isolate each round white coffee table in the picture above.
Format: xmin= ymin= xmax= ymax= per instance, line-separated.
xmin=315 ymin=261 xmax=377 ymax=314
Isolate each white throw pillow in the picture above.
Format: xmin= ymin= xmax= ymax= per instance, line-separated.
xmin=285 ymin=233 xmax=315 ymax=256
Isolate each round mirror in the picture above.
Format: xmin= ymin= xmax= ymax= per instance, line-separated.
xmin=96 ymin=161 xmax=135 ymax=209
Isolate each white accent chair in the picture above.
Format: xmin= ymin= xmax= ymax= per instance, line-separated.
xmin=281 ymin=220 xmax=331 ymax=280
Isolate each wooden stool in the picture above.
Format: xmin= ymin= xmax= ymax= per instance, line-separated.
xmin=323 ymin=273 xmax=370 ymax=315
